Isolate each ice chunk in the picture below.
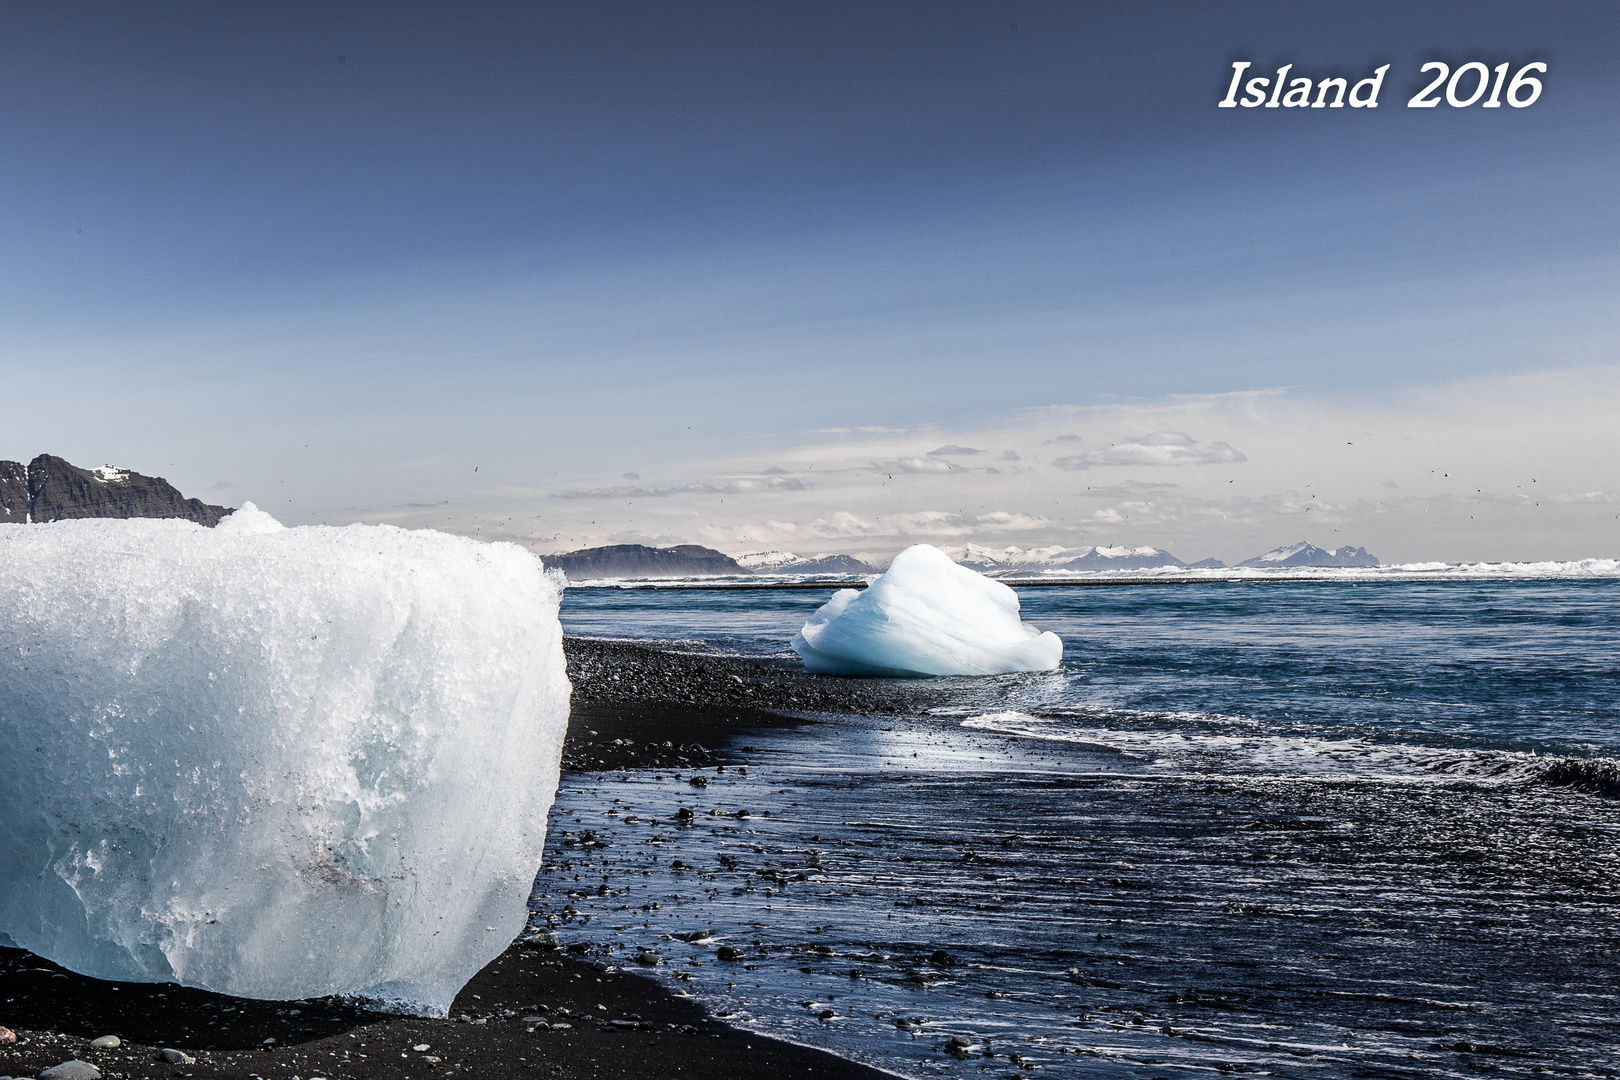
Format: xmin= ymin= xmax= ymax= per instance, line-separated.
xmin=0 ymin=510 xmax=569 ymax=1015
xmin=791 ymin=544 xmax=1062 ymax=676
xmin=212 ymin=499 xmax=287 ymax=535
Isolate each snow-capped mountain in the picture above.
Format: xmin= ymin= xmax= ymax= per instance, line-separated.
xmin=945 ymin=543 xmax=1187 ymax=572
xmin=734 ymin=551 xmax=877 ymax=575
xmin=1238 ymin=542 xmax=1379 ymax=568
xmin=735 ymin=550 xmax=805 ymax=571
xmin=945 ymin=544 xmax=1079 ymax=570
xmin=1064 ymin=545 xmax=1188 ymax=570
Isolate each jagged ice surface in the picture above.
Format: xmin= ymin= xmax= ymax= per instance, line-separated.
xmin=0 ymin=504 xmax=569 ymax=1015
xmin=791 ymin=544 xmax=1062 ymax=676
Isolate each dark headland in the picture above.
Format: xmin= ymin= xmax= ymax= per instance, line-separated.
xmin=0 ymin=455 xmax=231 ymax=527
xmin=0 ymin=638 xmax=928 ymax=1080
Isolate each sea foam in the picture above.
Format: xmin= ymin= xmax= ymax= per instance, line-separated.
xmin=0 ymin=505 xmax=569 ymax=1014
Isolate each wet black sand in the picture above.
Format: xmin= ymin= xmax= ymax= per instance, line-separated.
xmin=0 ymin=942 xmax=892 ymax=1080
xmin=1 ymin=638 xmax=916 ymax=1080
xmin=559 ymin=637 xmax=948 ymax=772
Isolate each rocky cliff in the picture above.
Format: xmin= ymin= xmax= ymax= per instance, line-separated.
xmin=0 ymin=454 xmax=232 ymax=526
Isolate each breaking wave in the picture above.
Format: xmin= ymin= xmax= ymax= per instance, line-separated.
xmin=955 ymin=709 xmax=1617 ymax=793
xmin=992 ymin=558 xmax=1620 ymax=583
xmin=1535 ymin=756 xmax=1620 ymax=797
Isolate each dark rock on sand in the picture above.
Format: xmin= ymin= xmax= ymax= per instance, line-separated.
xmin=0 ymin=945 xmax=890 ymax=1080
xmin=37 ymin=1062 xmax=101 ymax=1080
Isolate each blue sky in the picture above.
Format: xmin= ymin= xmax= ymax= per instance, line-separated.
xmin=4 ymin=2 xmax=1618 ymax=562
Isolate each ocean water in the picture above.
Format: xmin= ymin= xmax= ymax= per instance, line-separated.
xmin=537 ymin=579 xmax=1620 ymax=1078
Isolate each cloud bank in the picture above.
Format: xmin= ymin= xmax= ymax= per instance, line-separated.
xmin=1054 ymin=431 xmax=1247 ymax=469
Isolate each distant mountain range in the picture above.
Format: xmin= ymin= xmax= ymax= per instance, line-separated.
xmin=944 ymin=543 xmax=1191 ymax=572
xmin=542 ymin=544 xmax=746 ymax=578
xmin=542 ymin=539 xmax=1381 ymax=579
xmin=0 ymin=454 xmax=231 ymax=526
xmin=0 ymin=457 xmax=1382 ymax=577
xmin=544 ymin=544 xmax=876 ymax=579
xmin=1237 ymin=542 xmax=1379 ymax=568
xmin=735 ymin=550 xmax=877 ymax=575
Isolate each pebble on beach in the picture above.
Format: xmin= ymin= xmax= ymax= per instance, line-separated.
xmin=37 ymin=1062 xmax=101 ymax=1080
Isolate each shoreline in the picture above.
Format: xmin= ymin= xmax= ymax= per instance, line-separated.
xmin=0 ymin=941 xmax=897 ymax=1080
xmin=2 ymin=637 xmax=913 ymax=1080
xmin=558 ymin=636 xmax=951 ymax=772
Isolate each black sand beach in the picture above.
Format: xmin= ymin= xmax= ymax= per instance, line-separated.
xmin=1 ymin=638 xmax=919 ymax=1080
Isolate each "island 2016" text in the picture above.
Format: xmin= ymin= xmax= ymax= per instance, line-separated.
xmin=1218 ymin=61 xmax=1546 ymax=110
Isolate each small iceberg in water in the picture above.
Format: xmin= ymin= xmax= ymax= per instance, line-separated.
xmin=791 ymin=544 xmax=1062 ymax=676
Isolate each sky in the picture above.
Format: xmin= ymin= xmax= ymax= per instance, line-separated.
xmin=3 ymin=1 xmax=1618 ymax=564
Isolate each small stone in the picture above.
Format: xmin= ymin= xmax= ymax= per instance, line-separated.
xmin=38 ymin=1062 xmax=102 ymax=1080
xmin=88 ymin=1036 xmax=120 ymax=1049
xmin=716 ymin=945 xmax=745 ymax=961
xmin=412 ymin=1044 xmax=431 ymax=1052
xmin=929 ymin=949 xmax=956 ymax=966
xmin=636 ymin=951 xmax=661 ymax=966
xmin=157 ymin=1050 xmax=196 ymax=1065
xmin=817 ymin=1009 xmax=836 ymax=1020
xmin=0 ymin=1025 xmax=16 ymax=1042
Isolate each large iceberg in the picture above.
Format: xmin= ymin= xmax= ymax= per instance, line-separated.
xmin=0 ymin=504 xmax=569 ymax=1015
xmin=791 ymin=544 xmax=1062 ymax=676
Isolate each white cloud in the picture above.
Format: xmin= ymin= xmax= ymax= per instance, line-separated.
xmin=555 ymin=475 xmax=809 ymax=499
xmin=1054 ymin=431 xmax=1247 ymax=469
xmin=975 ymin=511 xmax=1048 ymax=530
xmin=874 ymin=456 xmax=957 ymax=475
xmin=437 ymin=367 xmax=1620 ymax=565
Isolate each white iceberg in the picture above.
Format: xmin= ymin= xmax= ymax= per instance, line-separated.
xmin=0 ymin=504 xmax=569 ymax=1015
xmin=791 ymin=544 xmax=1062 ymax=676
